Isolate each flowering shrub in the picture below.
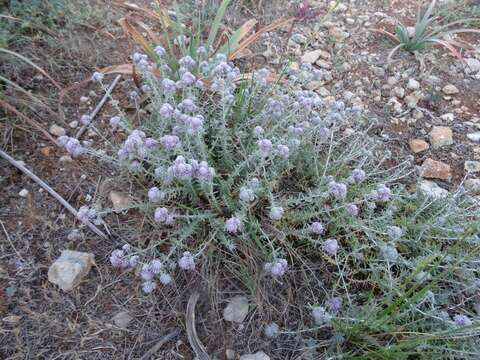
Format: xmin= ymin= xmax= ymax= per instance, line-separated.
xmin=69 ymin=44 xmax=480 ymax=357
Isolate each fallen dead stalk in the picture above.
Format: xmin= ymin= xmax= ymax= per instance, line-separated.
xmin=0 ymin=149 xmax=108 ymax=239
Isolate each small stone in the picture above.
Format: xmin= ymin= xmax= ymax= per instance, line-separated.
xmin=226 ymin=349 xmax=236 ymax=360
xmin=301 ymin=49 xmax=322 ymax=64
xmin=409 ymin=139 xmax=429 ymax=153
xmin=442 ymin=84 xmax=459 ymax=95
xmin=112 ymin=311 xmax=133 ymax=328
xmin=59 ymin=155 xmax=73 ymax=164
xmin=465 ymin=179 xmax=480 ymax=193
xmin=223 ymin=296 xmax=249 ymax=323
xmin=19 ymin=189 xmax=29 ymax=197
xmin=315 ymin=59 xmax=332 ymax=69
xmin=387 ymin=76 xmax=398 ymax=86
xmin=393 ymin=86 xmax=405 ymax=99
xmin=413 ymin=110 xmax=424 ymax=120
xmin=429 ymin=126 xmax=453 ymax=149
xmin=407 ymin=78 xmax=420 ymax=90
xmin=316 ymin=87 xmax=331 ymax=97
xmin=329 ymin=27 xmax=348 ymax=42
xmin=419 ymin=158 xmax=452 ymax=181
xmin=372 ymin=66 xmax=385 ymax=77
xmin=109 ymin=191 xmax=132 ymax=211
xmin=49 ymin=124 xmax=66 ymax=137
xmin=47 ymin=250 xmax=94 ymax=291
xmin=419 ymin=180 xmax=449 ymax=199
xmin=440 ymin=113 xmax=454 ymax=122
xmin=465 ymin=161 xmax=480 ymax=173
xmin=467 ymin=132 xmax=480 ymax=142
xmin=239 ymin=351 xmax=270 ymax=360
xmin=405 ymin=93 xmax=420 ymax=108
xmin=80 ymin=96 xmax=89 ymax=103
xmin=69 ymin=121 xmax=79 ymax=129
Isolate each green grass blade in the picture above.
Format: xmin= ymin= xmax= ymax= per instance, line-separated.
xmin=206 ymin=0 xmax=230 ymax=50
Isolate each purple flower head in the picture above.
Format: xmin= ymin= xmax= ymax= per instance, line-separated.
xmin=109 ymin=116 xmax=121 ymax=129
xmin=381 ymin=242 xmax=398 ymax=261
xmin=253 ymin=126 xmax=264 ymax=136
xmin=312 ymin=306 xmax=331 ymax=325
xmin=168 ymin=156 xmax=193 ymax=179
xmin=160 ymin=103 xmax=174 ymax=118
xmin=145 ymin=138 xmax=159 ymax=149
xmin=142 ymin=280 xmax=157 ymax=294
xmin=154 ymin=46 xmax=166 ymax=56
xmin=269 ymin=206 xmax=284 ymax=221
xmin=159 ymin=272 xmax=172 ymax=285
xmin=178 ymin=251 xmax=195 ymax=271
xmin=179 ymin=55 xmax=196 ymax=68
xmin=328 ymin=181 xmax=347 ymax=199
xmin=77 ymin=205 xmax=96 ymax=224
xmin=110 ymin=249 xmax=128 ymax=268
xmin=258 ymin=139 xmax=273 ymax=157
xmin=387 ymin=226 xmax=403 ymax=240
xmin=162 ymin=79 xmax=177 ymax=95
xmin=129 ymin=255 xmax=139 ymax=267
xmin=178 ymin=99 xmax=197 ymax=113
xmin=225 ymin=217 xmax=242 ymax=234
xmin=92 ymin=71 xmax=104 ymax=82
xmin=159 ymin=134 xmax=181 ymax=149
xmin=318 ymin=127 xmax=330 ymax=139
xmin=322 ymin=238 xmax=339 ymax=256
xmin=239 ymin=186 xmax=255 ymax=202
xmin=264 ymin=259 xmax=288 ymax=279
xmin=122 ymin=243 xmax=131 ymax=252
xmin=373 ymin=184 xmax=392 ymax=202
xmin=148 ymin=187 xmax=164 ymax=203
xmin=181 ymin=71 xmax=196 ymax=86
xmin=149 ymin=259 xmax=163 ymax=274
xmin=80 ymin=114 xmax=91 ymax=125
xmin=185 ymin=116 xmax=204 ymax=134
xmin=454 ymin=314 xmax=472 ymax=326
xmin=154 ymin=207 xmax=174 ymax=224
xmin=288 ymin=126 xmax=304 ymax=136
xmin=133 ymin=52 xmax=148 ymax=64
xmin=277 ymin=144 xmax=290 ymax=159
xmin=194 ymin=160 xmax=215 ymax=181
xmin=325 ymin=297 xmax=343 ymax=314
xmin=352 ymin=169 xmax=366 ymax=184
xmin=60 ymin=136 xmax=84 ymax=157
xmin=310 ymin=222 xmax=325 ymax=235
xmin=140 ymin=264 xmax=154 ymax=281
xmin=346 ymin=203 xmax=359 ymax=217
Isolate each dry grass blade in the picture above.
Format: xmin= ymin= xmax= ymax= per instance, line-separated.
xmin=368 ymin=28 xmax=400 ymax=43
xmin=0 ymin=99 xmax=58 ymax=146
xmin=136 ymin=20 xmax=161 ymax=44
xmin=139 ymin=328 xmax=180 ymax=360
xmin=429 ymin=39 xmax=466 ymax=63
xmin=218 ymin=19 xmax=257 ymax=55
xmin=100 ymin=64 xmax=134 ymax=75
xmin=229 ymin=16 xmax=295 ymax=60
xmin=118 ymin=17 xmax=155 ymax=58
xmin=186 ymin=292 xmax=211 ymax=360
xmin=0 ymin=48 xmax=62 ymax=90
xmin=0 ymin=75 xmax=57 ymax=118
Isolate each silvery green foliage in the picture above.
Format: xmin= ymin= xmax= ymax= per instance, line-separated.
xmin=83 ymin=44 xmax=480 ymax=355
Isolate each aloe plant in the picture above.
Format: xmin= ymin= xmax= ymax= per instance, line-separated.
xmin=372 ymin=0 xmax=480 ymax=62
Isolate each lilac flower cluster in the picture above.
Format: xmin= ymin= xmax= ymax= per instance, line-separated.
xmin=239 ymin=178 xmax=260 ymax=203
xmin=117 ymin=130 xmax=158 ymax=164
xmin=178 ymin=251 xmax=195 ymax=271
xmin=77 ymin=206 xmax=97 ymax=224
xmin=311 ymin=306 xmax=331 ymax=325
xmin=269 ymin=206 xmax=284 ymax=221
xmin=164 ymin=156 xmax=215 ymax=183
xmin=58 ymin=136 xmax=85 ymax=157
xmin=371 ymin=184 xmax=392 ymax=202
xmin=154 ymin=207 xmax=175 ymax=225
xmin=148 ymin=187 xmax=165 ymax=203
xmin=322 ymin=238 xmax=339 ymax=256
xmin=110 ymin=245 xmax=138 ymax=269
xmin=264 ymin=259 xmax=288 ymax=279
xmin=328 ymin=181 xmax=348 ymax=199
xmin=225 ymin=217 xmax=242 ymax=234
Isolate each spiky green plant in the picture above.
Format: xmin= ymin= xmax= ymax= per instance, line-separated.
xmin=371 ymin=0 xmax=480 ymax=62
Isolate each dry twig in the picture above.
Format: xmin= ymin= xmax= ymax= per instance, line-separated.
xmin=75 ymin=75 xmax=122 ymax=139
xmin=0 ymin=149 xmax=108 ymax=239
xmin=139 ymin=328 xmax=180 ymax=360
